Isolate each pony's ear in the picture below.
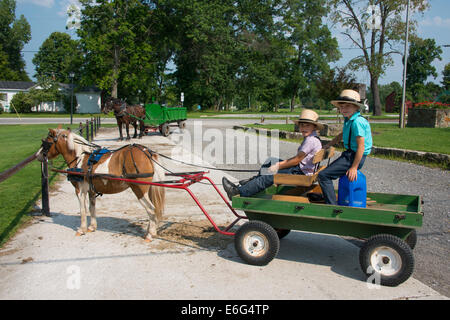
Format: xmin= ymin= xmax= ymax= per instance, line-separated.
xmin=48 ymin=128 xmax=57 ymax=136
xmin=67 ymin=127 xmax=71 ymax=132
xmin=57 ymin=124 xmax=62 ymax=129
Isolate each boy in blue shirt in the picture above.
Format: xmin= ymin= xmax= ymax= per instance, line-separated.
xmin=318 ymin=89 xmax=373 ymax=205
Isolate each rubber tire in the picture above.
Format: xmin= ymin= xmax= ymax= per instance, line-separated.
xmin=234 ymin=220 xmax=280 ymax=266
xmin=405 ymin=230 xmax=417 ymax=250
xmin=178 ymin=120 xmax=186 ymax=130
xmin=160 ymin=123 xmax=170 ymax=137
xmin=275 ymin=228 xmax=291 ymax=240
xmin=359 ymin=234 xmax=415 ymax=287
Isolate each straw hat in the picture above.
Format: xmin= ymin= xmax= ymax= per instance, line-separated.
xmin=331 ymin=89 xmax=365 ymax=109
xmin=292 ymin=109 xmax=324 ymax=130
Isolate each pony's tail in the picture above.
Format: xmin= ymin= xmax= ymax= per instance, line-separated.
xmin=149 ymin=154 xmax=166 ymax=221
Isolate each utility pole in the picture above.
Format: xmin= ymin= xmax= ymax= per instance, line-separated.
xmin=399 ymin=0 xmax=411 ymax=128
xmin=69 ymin=72 xmax=75 ymax=125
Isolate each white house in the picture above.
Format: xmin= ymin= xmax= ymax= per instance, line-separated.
xmin=0 ymin=81 xmax=37 ymax=112
xmin=0 ymin=81 xmax=101 ymax=113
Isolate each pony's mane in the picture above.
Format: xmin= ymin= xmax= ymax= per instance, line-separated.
xmin=65 ymin=130 xmax=95 ymax=156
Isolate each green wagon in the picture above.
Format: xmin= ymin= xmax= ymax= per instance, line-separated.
xmin=143 ymin=102 xmax=187 ymax=136
xmin=231 ymin=185 xmax=423 ymax=287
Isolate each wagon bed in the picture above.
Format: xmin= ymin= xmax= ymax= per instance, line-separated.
xmin=143 ymin=103 xmax=187 ymax=136
xmin=232 ymin=185 xmax=422 ymax=241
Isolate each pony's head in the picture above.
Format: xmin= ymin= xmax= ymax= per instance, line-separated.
xmin=36 ymin=128 xmax=93 ymax=163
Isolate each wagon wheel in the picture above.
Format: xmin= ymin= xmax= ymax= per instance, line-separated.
xmin=178 ymin=120 xmax=186 ymax=130
xmin=275 ymin=228 xmax=291 ymax=240
xmin=359 ymin=234 xmax=414 ymax=287
xmin=160 ymin=123 xmax=170 ymax=137
xmin=234 ymin=220 xmax=280 ymax=266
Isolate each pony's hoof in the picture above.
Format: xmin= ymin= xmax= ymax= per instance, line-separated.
xmin=144 ymin=238 xmax=152 ymax=243
xmin=87 ymin=227 xmax=96 ymax=233
xmin=75 ymin=231 xmax=85 ymax=236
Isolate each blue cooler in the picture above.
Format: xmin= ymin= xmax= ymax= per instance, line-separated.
xmin=338 ymin=170 xmax=367 ymax=208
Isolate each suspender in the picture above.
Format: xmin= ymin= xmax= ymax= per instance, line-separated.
xmin=346 ymin=115 xmax=363 ymax=153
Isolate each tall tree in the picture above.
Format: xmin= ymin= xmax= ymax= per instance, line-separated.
xmin=329 ymin=0 xmax=429 ymax=115
xmin=406 ymin=37 xmax=442 ymax=89
xmin=281 ymin=0 xmax=340 ymax=111
xmin=0 ymin=0 xmax=31 ymax=81
xmin=173 ymin=0 xmax=239 ymax=110
xmin=32 ymin=32 xmax=82 ymax=84
xmin=315 ymin=67 xmax=357 ymax=105
xmin=76 ymin=0 xmax=155 ymax=99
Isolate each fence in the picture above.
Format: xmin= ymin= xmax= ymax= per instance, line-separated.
xmin=0 ymin=116 xmax=102 ymax=216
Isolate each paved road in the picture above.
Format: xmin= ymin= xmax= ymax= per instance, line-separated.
xmin=0 ymin=117 xmax=117 ymax=125
xmin=181 ymin=118 xmax=450 ymax=297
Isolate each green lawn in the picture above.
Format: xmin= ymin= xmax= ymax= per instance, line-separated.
xmin=246 ymin=123 xmax=450 ymax=155
xmin=0 ymin=124 xmax=79 ymax=246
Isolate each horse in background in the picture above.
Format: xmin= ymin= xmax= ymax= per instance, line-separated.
xmin=36 ymin=128 xmax=166 ymax=242
xmin=102 ymin=97 xmax=146 ymax=141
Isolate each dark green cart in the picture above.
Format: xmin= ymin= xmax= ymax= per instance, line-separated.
xmin=143 ymin=102 xmax=187 ymax=136
xmin=232 ymin=185 xmax=423 ymax=287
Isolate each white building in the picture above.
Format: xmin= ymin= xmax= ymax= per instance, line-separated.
xmin=0 ymin=81 xmax=37 ymax=112
xmin=0 ymin=81 xmax=101 ymax=114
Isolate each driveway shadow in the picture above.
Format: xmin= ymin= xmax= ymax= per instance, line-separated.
xmin=47 ymin=212 xmax=147 ymax=237
xmin=217 ymin=230 xmax=367 ymax=283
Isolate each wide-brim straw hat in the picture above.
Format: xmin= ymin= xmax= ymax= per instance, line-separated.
xmin=292 ymin=109 xmax=324 ymax=130
xmin=331 ymin=89 xmax=366 ymax=109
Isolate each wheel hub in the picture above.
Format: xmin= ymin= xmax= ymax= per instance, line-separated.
xmin=244 ymin=232 xmax=267 ymax=257
xmin=371 ymin=246 xmax=402 ymax=276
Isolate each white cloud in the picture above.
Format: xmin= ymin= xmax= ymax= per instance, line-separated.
xmin=17 ymin=0 xmax=55 ymax=8
xmin=420 ymin=16 xmax=450 ymax=28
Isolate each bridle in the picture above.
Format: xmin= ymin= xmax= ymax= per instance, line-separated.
xmin=40 ymin=131 xmax=79 ymax=168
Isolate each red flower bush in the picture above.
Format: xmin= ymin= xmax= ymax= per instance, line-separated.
xmin=414 ymin=101 xmax=450 ymax=109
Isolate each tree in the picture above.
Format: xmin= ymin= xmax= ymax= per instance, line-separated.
xmin=329 ymin=0 xmax=429 ymax=116
xmin=315 ymin=67 xmax=357 ymax=107
xmin=32 ymin=32 xmax=83 ymax=84
xmin=406 ymin=37 xmax=442 ymax=100
xmin=172 ymin=0 xmax=240 ymax=110
xmin=0 ymin=0 xmax=31 ymax=81
xmin=76 ymin=0 xmax=156 ymax=99
xmin=281 ymin=0 xmax=340 ymax=111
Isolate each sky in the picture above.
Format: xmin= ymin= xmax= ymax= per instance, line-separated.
xmin=15 ymin=0 xmax=450 ymax=87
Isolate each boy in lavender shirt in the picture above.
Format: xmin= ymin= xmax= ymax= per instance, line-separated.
xmin=223 ymin=109 xmax=323 ymax=200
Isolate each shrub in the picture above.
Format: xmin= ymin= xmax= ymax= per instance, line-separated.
xmin=10 ymin=92 xmax=36 ymax=113
xmin=414 ymin=101 xmax=450 ymax=109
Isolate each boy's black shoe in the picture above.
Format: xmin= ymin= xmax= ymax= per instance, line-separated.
xmin=222 ymin=177 xmax=239 ymax=200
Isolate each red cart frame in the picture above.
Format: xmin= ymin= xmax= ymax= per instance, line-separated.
xmin=52 ymin=169 xmax=247 ymax=236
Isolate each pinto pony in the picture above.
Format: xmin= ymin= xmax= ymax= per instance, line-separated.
xmin=36 ymin=128 xmax=166 ymax=241
xmin=102 ymin=97 xmax=146 ymax=141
